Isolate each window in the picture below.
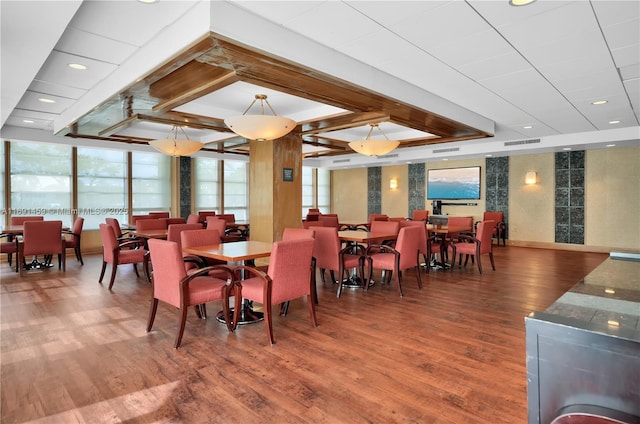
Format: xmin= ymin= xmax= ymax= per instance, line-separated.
xmin=302 ymin=166 xmax=314 ymax=217
xmin=10 ymin=141 xmax=72 ymax=222
xmin=194 ymin=157 xmax=220 ymax=213
xmin=131 ymin=152 xmax=171 ymax=215
xmin=223 ymin=160 xmax=248 ymax=220
xmin=77 ymin=147 xmax=128 ymax=230
xmin=317 ymin=168 xmax=331 ymax=213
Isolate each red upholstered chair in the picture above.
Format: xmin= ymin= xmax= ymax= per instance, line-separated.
xmin=477 ymin=211 xmax=506 ymax=246
xmin=218 ymin=214 xmax=236 ymax=223
xmin=146 ymin=238 xmax=238 ymax=348
xmin=164 ymin=217 xmax=186 ymax=225
xmin=187 ymin=214 xmax=201 ymax=224
xmin=148 ymin=211 xmax=170 ymax=219
xmin=303 ymin=220 xmax=324 ymax=229
xmin=318 ymin=214 xmax=339 ymax=229
xmin=105 ymin=217 xmax=137 ymax=242
xmin=365 ymin=225 xmax=423 ymax=297
xmin=10 ymin=216 xmax=44 ymax=225
xmin=167 ymin=223 xmax=203 ymax=249
xmin=312 ymin=227 xmax=365 ymax=298
xmin=370 ymin=220 xmax=400 ymax=247
xmin=1 ymin=233 xmax=19 ymax=272
xmin=130 ymin=214 xmax=151 ymax=225
xmin=7 ymin=216 xmax=43 ymax=268
xmin=368 ymin=214 xmax=388 ymax=227
xmin=180 ymin=228 xmax=228 ymax=280
xmin=453 ymin=220 xmax=496 ymax=274
xmin=399 ymin=219 xmax=428 ymax=268
xmin=98 ymin=223 xmax=149 ymax=290
xmin=282 ymin=228 xmax=315 ymax=240
xmin=411 ymin=209 xmax=429 ymax=222
xmin=19 ymin=220 xmax=66 ymax=275
xmin=63 ymin=217 xmax=85 ymax=265
xmin=197 ymin=211 xmax=217 ymax=223
xmin=234 ymin=238 xmax=316 ymax=345
xmin=136 ymin=218 xmax=167 ymax=231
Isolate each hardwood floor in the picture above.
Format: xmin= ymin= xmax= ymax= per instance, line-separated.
xmin=1 ymin=246 xmax=607 ymax=423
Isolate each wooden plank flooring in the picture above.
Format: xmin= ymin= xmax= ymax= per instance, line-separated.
xmin=1 ymin=247 xmax=607 ymax=423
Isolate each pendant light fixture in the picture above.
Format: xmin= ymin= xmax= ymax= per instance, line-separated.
xmin=148 ymin=125 xmax=204 ymax=156
xmin=348 ymin=123 xmax=400 ymax=156
xmin=224 ymin=94 xmax=296 ymax=141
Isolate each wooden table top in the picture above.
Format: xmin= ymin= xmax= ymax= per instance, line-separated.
xmin=130 ymin=229 xmax=168 ymax=239
xmin=338 ymin=230 xmax=397 ymax=243
xmin=183 ymin=240 xmax=272 ymax=263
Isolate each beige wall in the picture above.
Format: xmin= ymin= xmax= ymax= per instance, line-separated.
xmin=331 ymin=147 xmax=640 ymax=252
xmin=332 ymin=168 xmax=368 ymax=222
xmin=509 ymin=154 xmax=555 ymax=243
xmin=586 ymin=146 xmax=640 ymax=249
xmin=381 ymin=165 xmax=408 ymax=219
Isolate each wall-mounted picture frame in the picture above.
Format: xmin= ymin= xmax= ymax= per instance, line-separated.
xmin=283 ymin=167 xmax=294 ymax=182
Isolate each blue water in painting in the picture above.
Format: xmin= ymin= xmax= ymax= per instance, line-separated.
xmin=428 ymin=180 xmax=480 ymax=199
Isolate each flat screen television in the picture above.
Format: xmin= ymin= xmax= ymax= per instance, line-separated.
xmin=427 ymin=166 xmax=481 ymax=200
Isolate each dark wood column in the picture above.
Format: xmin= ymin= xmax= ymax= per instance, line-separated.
xmin=249 ymin=132 xmax=302 ymax=243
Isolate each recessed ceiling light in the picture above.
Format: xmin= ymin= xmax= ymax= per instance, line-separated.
xmin=592 ymin=100 xmax=608 ymax=105
xmin=138 ymin=0 xmax=157 ymax=3
xmin=485 ymin=154 xmax=493 ymax=157
xmin=68 ymin=63 xmax=87 ymax=70
xmin=608 ymin=120 xmax=621 ymax=124
xmin=509 ymin=0 xmax=536 ymax=5
xmin=442 ymin=158 xmax=449 ymax=161
xmin=562 ymin=147 xmax=572 ymax=151
xmin=523 ymin=125 xmax=533 ymax=129
xmin=606 ymin=144 xmax=616 ymax=147
xmin=22 ymin=119 xmax=35 ymax=123
xmin=38 ymin=98 xmax=56 ymax=103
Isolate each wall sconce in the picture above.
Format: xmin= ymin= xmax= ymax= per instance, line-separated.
xmin=525 ymin=171 xmax=537 ymax=185
xmin=389 ymin=178 xmax=398 ymax=189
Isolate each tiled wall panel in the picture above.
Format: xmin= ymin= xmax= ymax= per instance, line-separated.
xmin=367 ymin=167 xmax=382 ymax=216
xmin=485 ymin=157 xmax=509 ymax=238
xmin=179 ymin=157 xmax=191 ymax=219
xmin=408 ymin=163 xmax=425 ymax=215
xmin=555 ymin=151 xmax=584 ymax=244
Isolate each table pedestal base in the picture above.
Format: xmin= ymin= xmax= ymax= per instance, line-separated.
xmin=216 ymin=306 xmax=264 ymax=325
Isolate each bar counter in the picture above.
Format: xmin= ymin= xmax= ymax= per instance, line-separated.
xmin=525 ymin=252 xmax=640 ymax=424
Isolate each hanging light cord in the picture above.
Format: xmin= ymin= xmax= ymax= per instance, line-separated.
xmin=241 ymin=94 xmax=279 ymax=116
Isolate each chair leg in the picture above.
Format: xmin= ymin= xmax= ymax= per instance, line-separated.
xmin=264 ymin=301 xmax=274 ymax=345
xmin=307 ymin=294 xmax=317 ymax=327
xmin=476 ymin=254 xmax=483 ymax=275
xmin=489 ymin=252 xmax=496 ymax=271
xmin=133 ymin=263 xmax=140 ymax=277
xmin=174 ymin=307 xmax=189 ymax=348
xmin=108 ymin=265 xmax=118 ymax=290
xmin=76 ymin=246 xmax=84 ymax=265
xmin=195 ymin=305 xmax=203 ymax=319
xmin=146 ymin=298 xmax=159 ymax=332
xmin=394 ymin=267 xmax=403 ymax=297
xmin=99 ymin=261 xmax=107 ymax=283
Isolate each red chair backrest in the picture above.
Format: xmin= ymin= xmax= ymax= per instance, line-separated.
xmin=148 ymin=212 xmax=170 ymax=219
xmin=131 ymin=214 xmax=150 ymax=224
xmin=412 ymin=210 xmax=429 ymax=221
xmin=167 ymin=223 xmax=203 ymax=249
xmin=187 ymin=214 xmax=200 ymax=224
xmin=99 ymin=224 xmax=118 ymax=263
xmin=483 ymin=211 xmax=503 ymax=235
xmin=147 ymin=239 xmax=188 ymax=307
xmin=476 ymin=220 xmax=496 ymax=254
xmin=395 ymin=226 xmax=421 ymax=269
xmin=180 ymin=229 xmax=222 ymax=254
xmin=267 ymin=238 xmax=315 ymax=305
xmin=22 ymin=220 xmax=63 ymax=256
xmin=205 ymin=217 xmax=227 ymax=240
xmin=71 ymin=217 xmax=84 ymax=235
xmin=368 ymin=214 xmax=388 ymax=224
xmin=448 ymin=216 xmax=473 ymax=229
xmin=303 ymin=220 xmax=324 ymax=229
xmin=312 ymin=227 xmax=340 ymax=271
xmin=399 ymin=220 xmax=427 ymax=254
xmin=136 ymin=218 xmax=167 ymax=231
xmin=318 ymin=214 xmax=339 ymax=228
xmin=370 ymin=220 xmax=399 ymax=235
xmin=11 ymin=216 xmax=44 ymax=225
xmin=282 ymin=228 xmax=315 ymax=240
xmin=218 ymin=214 xmax=236 ymax=223
xmin=105 ymin=218 xmax=123 ymax=237
xmin=198 ymin=211 xmax=217 ymax=221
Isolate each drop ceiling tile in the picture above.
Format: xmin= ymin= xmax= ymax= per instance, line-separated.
xmin=34 ymin=51 xmax=118 ymax=91
xmin=232 ymin=1 xmax=325 ymax=25
xmin=459 ymin=52 xmax=532 ymax=81
xmin=55 ymin=27 xmax=138 ymax=65
xmin=28 ymin=80 xmax=86 ymax=100
xmin=17 ymin=91 xmax=76 ymax=114
xmin=591 ymin=0 xmax=640 ymax=28
xmin=601 ymin=17 xmax=640 ymax=50
xmin=346 ymin=1 xmax=444 ymax=27
xmin=68 ymin=1 xmax=199 ymax=47
xmin=428 ymin=29 xmax=514 ymax=68
xmin=611 ymin=43 xmax=640 ymax=68
xmin=467 ymin=0 xmax=570 ymax=28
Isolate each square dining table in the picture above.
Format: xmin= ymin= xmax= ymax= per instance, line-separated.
xmin=182 ymin=240 xmax=273 ymax=325
xmin=337 ymin=230 xmax=398 ymax=288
